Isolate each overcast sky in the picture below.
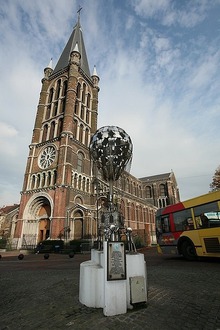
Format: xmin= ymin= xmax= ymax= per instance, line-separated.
xmin=1 ymin=0 xmax=220 ymax=206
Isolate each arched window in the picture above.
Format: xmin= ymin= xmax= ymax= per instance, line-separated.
xmin=31 ymin=175 xmax=35 ymax=190
xmin=86 ymin=109 xmax=89 ymax=124
xmin=42 ymin=124 xmax=48 ymax=142
xmin=78 ymin=175 xmax=82 ymax=189
xmin=37 ymin=174 xmax=41 ymax=188
xmin=49 ymin=121 xmax=55 ymax=140
xmin=76 ymin=83 xmax=81 ymax=98
xmin=159 ymin=184 xmax=166 ymax=197
xmin=87 ymin=93 xmax=91 ymax=107
xmin=81 ymin=105 xmax=84 ymax=120
xmin=55 ymin=79 xmax=61 ymax=99
xmin=82 ymin=83 xmax=86 ymax=103
xmin=86 ymin=178 xmax=90 ymax=192
xmin=73 ymin=173 xmax=77 ymax=188
xmin=45 ymin=106 xmax=51 ymax=120
xmin=60 ymin=99 xmax=65 ymax=113
xmin=84 ymin=128 xmax=89 ymax=147
xmin=77 ymin=152 xmax=84 ymax=173
xmin=131 ymin=203 xmax=135 ymax=222
xmin=53 ymin=102 xmax=58 ymax=117
xmin=48 ymin=171 xmax=51 ymax=186
xmin=62 ymin=80 xmax=68 ymax=96
xmin=75 ymin=196 xmax=83 ymax=204
xmin=139 ymin=185 xmax=142 ymax=198
xmin=82 ymin=177 xmax=86 ymax=191
xmin=146 ymin=186 xmax=152 ymax=198
xmin=53 ymin=170 xmax=57 ymax=185
xmin=42 ymin=172 xmax=46 ymax=187
xmin=140 ymin=206 xmax=143 ymax=223
xmin=79 ymin=124 xmax=83 ymax=143
xmin=48 ymin=88 xmax=54 ymax=103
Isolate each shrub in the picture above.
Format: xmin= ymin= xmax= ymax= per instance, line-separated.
xmin=133 ymin=236 xmax=144 ymax=249
xmin=0 ymin=239 xmax=7 ymax=249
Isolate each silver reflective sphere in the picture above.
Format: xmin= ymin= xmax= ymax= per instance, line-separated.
xmin=89 ymin=126 xmax=133 ymax=181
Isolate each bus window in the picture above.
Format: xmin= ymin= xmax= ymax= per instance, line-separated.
xmin=161 ymin=216 xmax=170 ymax=233
xmin=193 ymin=202 xmax=220 ymax=228
xmin=156 ymin=215 xmax=170 ymax=236
xmin=173 ymin=209 xmax=192 ymax=232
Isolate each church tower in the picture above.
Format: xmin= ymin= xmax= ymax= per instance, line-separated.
xmin=15 ymin=16 xmax=100 ymax=248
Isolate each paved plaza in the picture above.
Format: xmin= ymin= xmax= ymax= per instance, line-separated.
xmin=0 ymin=248 xmax=220 ymax=330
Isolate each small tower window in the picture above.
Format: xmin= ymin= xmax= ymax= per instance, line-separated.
xmin=76 ymin=83 xmax=81 ymax=98
xmin=82 ymin=83 xmax=86 ymax=103
xmin=48 ymin=88 xmax=54 ymax=103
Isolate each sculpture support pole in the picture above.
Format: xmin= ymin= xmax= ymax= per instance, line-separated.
xmin=108 ymin=180 xmax=113 ymax=212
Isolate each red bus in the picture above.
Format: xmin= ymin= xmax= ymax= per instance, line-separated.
xmin=156 ymin=190 xmax=220 ymax=260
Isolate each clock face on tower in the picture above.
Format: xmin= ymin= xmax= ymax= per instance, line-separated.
xmin=38 ymin=146 xmax=56 ymax=169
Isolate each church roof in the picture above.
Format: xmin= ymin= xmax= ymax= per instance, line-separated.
xmin=139 ymin=172 xmax=173 ymax=182
xmin=53 ymin=19 xmax=90 ymax=77
xmin=0 ymin=204 xmax=19 ymax=215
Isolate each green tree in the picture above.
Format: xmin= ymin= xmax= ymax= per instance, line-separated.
xmin=210 ymin=166 xmax=220 ymax=191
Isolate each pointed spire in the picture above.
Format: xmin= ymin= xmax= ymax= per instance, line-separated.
xmin=92 ymin=65 xmax=98 ymax=77
xmin=73 ymin=43 xmax=79 ymax=53
xmin=53 ymin=18 xmax=90 ymax=77
xmin=92 ymin=65 xmax=100 ymax=87
xmin=44 ymin=58 xmax=53 ymax=79
xmin=47 ymin=58 xmax=53 ymax=69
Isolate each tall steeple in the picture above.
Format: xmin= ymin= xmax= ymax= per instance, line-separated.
xmin=53 ymin=19 xmax=90 ymax=77
xmin=15 ymin=14 xmax=99 ymax=247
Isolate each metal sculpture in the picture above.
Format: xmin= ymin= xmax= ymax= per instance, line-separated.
xmin=90 ymin=126 xmax=136 ymax=251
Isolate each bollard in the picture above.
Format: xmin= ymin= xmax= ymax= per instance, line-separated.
xmin=44 ymin=253 xmax=49 ymax=259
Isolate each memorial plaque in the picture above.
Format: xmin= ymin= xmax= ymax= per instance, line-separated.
xmin=107 ymin=242 xmax=126 ymax=281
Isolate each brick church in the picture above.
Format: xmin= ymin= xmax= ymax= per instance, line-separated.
xmin=11 ymin=15 xmax=180 ymax=249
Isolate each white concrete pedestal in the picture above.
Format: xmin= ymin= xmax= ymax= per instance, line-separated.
xmin=79 ymin=242 xmax=147 ymax=316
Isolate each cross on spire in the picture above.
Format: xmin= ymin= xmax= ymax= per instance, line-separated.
xmin=77 ymin=6 xmax=83 ymax=21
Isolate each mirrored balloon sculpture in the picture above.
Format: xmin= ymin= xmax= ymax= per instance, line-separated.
xmin=90 ymin=126 xmax=136 ymax=252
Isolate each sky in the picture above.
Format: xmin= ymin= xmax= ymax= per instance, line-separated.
xmin=0 ymin=0 xmax=220 ymax=206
